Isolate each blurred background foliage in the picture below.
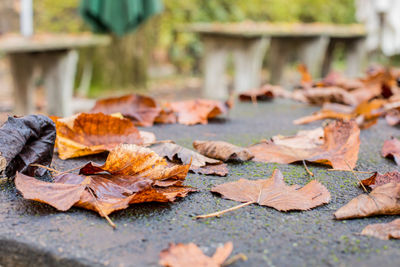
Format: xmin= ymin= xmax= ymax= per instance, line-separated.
xmin=31 ymin=0 xmax=356 ymax=93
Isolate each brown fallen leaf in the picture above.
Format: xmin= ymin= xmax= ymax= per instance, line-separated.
xmin=293 ymin=86 xmax=359 ymax=106
xmin=166 ymin=99 xmax=229 ymax=125
xmin=320 ymin=72 xmax=365 ymax=91
xmin=334 ymin=183 xmax=400 ymax=219
xmin=382 ymin=137 xmax=400 ymax=165
xmin=193 ymin=141 xmax=254 ymax=162
xmin=159 ymin=242 xmax=233 ymax=267
xmin=150 ymin=143 xmax=228 ymax=176
xmin=53 ymin=113 xmax=144 ymax=160
xmin=249 ymin=120 xmax=360 ymax=170
xmin=0 ymin=115 xmax=56 ymax=177
xmin=154 ymin=108 xmax=177 ymax=124
xmin=294 ymin=99 xmax=385 ymax=129
xmin=271 ymin=127 xmax=324 ymax=150
xmin=361 ymin=171 xmax=400 ymax=189
xmin=293 ymin=109 xmax=352 ymax=125
xmin=238 ymin=85 xmax=290 ymax=102
xmin=15 ymin=144 xmax=194 ymax=224
xmin=361 ymin=218 xmax=400 ymax=240
xmin=90 ymin=94 xmax=162 ymax=127
xmin=201 ymin=169 xmax=330 ymax=217
xmin=385 ymin=109 xmax=400 ymax=126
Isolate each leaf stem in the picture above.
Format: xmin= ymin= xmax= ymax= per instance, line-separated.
xmin=87 ymin=186 xmax=116 ymax=229
xmin=327 ymin=169 xmax=373 ymax=174
xmin=343 ymin=159 xmax=368 ymax=193
xmin=30 ymin=164 xmax=60 ymax=174
xmin=195 ymin=201 xmax=255 ymax=219
xmin=302 ymin=160 xmax=314 ymax=177
xmin=222 ymin=253 xmax=248 ymax=267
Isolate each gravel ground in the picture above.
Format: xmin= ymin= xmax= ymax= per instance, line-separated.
xmin=0 ymin=99 xmax=399 ymax=267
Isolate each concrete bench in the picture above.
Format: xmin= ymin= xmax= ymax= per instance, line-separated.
xmin=181 ymin=22 xmax=367 ymax=99
xmin=0 ymin=33 xmax=110 ymax=117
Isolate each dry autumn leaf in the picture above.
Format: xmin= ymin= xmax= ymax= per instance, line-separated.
xmin=150 ymin=143 xmax=228 ymax=176
xmin=0 ymin=115 xmax=56 ymax=177
xmin=193 ymin=140 xmax=254 ymax=162
xmin=385 ymin=109 xmax=400 ymax=126
xmin=15 ymin=144 xmax=194 ymax=223
xmin=361 ymin=171 xmax=400 ymax=189
xmin=90 ymin=94 xmax=162 ymax=127
xmin=159 ymin=242 xmax=233 ymax=267
xmin=293 ymin=86 xmax=359 ymax=106
xmin=166 ymin=99 xmax=229 ymax=125
xmin=248 ymin=120 xmax=360 ymax=170
xmin=207 ymin=169 xmax=330 ymax=215
xmin=53 ymin=113 xmax=144 ymax=160
xmin=238 ymin=85 xmax=290 ymax=102
xmin=361 ymin=218 xmax=400 ymax=240
xmin=294 ymin=99 xmax=385 ymax=129
xmin=382 ymin=137 xmax=400 ymax=165
xmin=334 ymin=183 xmax=400 ymax=219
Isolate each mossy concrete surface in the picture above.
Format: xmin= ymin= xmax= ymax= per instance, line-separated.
xmin=1 ymin=100 xmax=399 ymax=266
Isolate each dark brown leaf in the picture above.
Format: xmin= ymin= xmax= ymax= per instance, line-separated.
xmin=0 ymin=115 xmax=56 ymax=177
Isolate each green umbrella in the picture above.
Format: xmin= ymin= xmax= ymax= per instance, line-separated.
xmin=80 ymin=0 xmax=163 ymax=36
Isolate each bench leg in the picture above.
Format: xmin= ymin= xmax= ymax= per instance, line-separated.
xmin=268 ymin=38 xmax=291 ymax=85
xmin=202 ymin=38 xmax=229 ymax=99
xmin=321 ymin=39 xmax=337 ymax=77
xmin=42 ymin=50 xmax=79 ymax=117
xmin=9 ymin=54 xmax=36 ymax=115
xmin=345 ymin=38 xmax=366 ymax=77
xmin=233 ymin=37 xmax=269 ymax=93
xmin=298 ymin=36 xmax=330 ymax=78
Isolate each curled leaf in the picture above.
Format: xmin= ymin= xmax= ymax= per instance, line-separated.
xmin=193 ymin=140 xmax=254 ymax=162
xmin=0 ymin=115 xmax=56 ymax=177
xmin=212 ymin=169 xmax=330 ymax=211
xmin=150 ymin=143 xmax=228 ymax=176
xmin=334 ymin=183 xmax=400 ymax=219
xmin=53 ymin=113 xmax=144 ymax=160
xmin=249 ymin=120 xmax=360 ymax=170
xmin=159 ymin=242 xmax=233 ymax=267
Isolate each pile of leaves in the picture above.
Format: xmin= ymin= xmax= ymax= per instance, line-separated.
xmin=3 ymin=67 xmax=400 ymax=265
